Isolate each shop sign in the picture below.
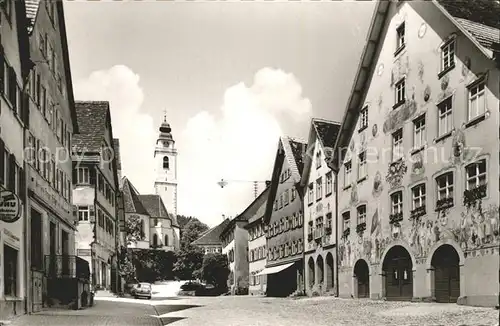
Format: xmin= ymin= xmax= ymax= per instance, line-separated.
xmin=0 ymin=188 xmax=21 ymax=223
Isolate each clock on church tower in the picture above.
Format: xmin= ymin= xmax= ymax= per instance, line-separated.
xmin=154 ymin=111 xmax=178 ymax=217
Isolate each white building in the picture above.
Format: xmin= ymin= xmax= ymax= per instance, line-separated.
xmin=153 ymin=113 xmax=180 ymax=243
xmin=301 ymin=118 xmax=340 ymax=296
xmin=121 ymin=176 xmax=180 ymax=251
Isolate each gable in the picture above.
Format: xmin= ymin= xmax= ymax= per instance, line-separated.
xmin=330 ymin=0 xmax=499 ymax=172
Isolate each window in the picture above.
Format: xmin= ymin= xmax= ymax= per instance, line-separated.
xmin=468 ymin=81 xmax=486 ymax=121
xmin=273 ymin=200 xmax=278 ymax=211
xmin=344 ymin=161 xmax=352 ymax=187
xmin=395 ymin=78 xmax=406 ymax=106
xmin=316 ymin=151 xmax=321 ymax=169
xmin=279 ymin=193 xmax=283 ymax=209
xmin=436 ymin=172 xmax=454 ymax=201
xmin=359 ymin=106 xmax=368 ymax=131
xmin=39 ymin=33 xmax=46 ymax=56
xmin=391 ymin=191 xmax=403 ymax=215
xmin=283 ymin=189 xmax=289 ymax=206
xmin=441 ymin=39 xmax=455 ymax=71
xmin=3 ymin=245 xmax=18 ymax=297
xmin=163 ymin=156 xmax=169 ymax=169
xmin=164 ymin=235 xmax=169 ymax=246
xmin=308 ymin=183 xmax=313 ymax=205
xmin=357 ymin=205 xmax=366 ymax=225
xmin=325 ymin=171 xmax=333 ymax=195
xmin=291 ymin=188 xmax=296 ymax=201
xmin=413 ymin=115 xmax=426 ymax=149
xmin=437 ymin=97 xmax=453 ymax=136
xmin=392 ymin=129 xmax=403 ymax=161
xmin=342 ymin=212 xmax=350 ymax=232
xmin=152 ymin=234 xmax=158 ymax=247
xmin=77 ymin=167 xmax=89 ymax=184
xmin=396 ymin=22 xmax=405 ymax=51
xmin=465 ymin=159 xmax=487 ymax=190
xmin=358 ymin=152 xmax=367 ymax=180
xmin=411 ymin=184 xmax=426 ymax=209
xmin=316 ymin=177 xmax=322 ymax=200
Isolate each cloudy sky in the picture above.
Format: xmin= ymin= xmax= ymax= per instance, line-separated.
xmin=65 ymin=1 xmax=375 ymax=227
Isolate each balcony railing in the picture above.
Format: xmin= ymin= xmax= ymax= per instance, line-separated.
xmin=44 ymin=255 xmax=90 ymax=281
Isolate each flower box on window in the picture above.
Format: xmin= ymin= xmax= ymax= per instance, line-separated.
xmin=342 ymin=228 xmax=350 ymax=239
xmin=356 ymin=222 xmax=366 ymax=234
xmin=325 ymin=226 xmax=332 ymax=235
xmin=307 ymin=233 xmax=313 ymax=242
xmin=389 ymin=212 xmax=403 ymax=225
xmin=435 ymin=197 xmax=453 ymax=211
xmin=463 ymin=184 xmax=487 ymax=207
xmin=410 ymin=206 xmax=426 ymax=219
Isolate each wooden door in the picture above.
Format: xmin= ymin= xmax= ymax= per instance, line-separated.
xmin=385 ymin=257 xmax=412 ymax=300
xmin=435 ymin=264 xmax=460 ymax=303
xmin=31 ymin=271 xmax=44 ymax=312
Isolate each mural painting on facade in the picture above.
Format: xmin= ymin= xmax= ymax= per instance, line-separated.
xmin=423 ymin=85 xmax=431 ymax=102
xmin=385 ymin=160 xmax=408 ymax=189
xmin=410 ymin=151 xmax=425 ymax=179
xmin=359 ymin=132 xmax=367 ymax=150
xmin=418 ymin=23 xmax=427 ymax=39
xmin=382 ymin=99 xmax=418 ymax=134
xmin=372 ymin=171 xmax=383 ymax=198
xmin=462 ymin=57 xmax=471 ymax=76
xmin=449 ymin=128 xmax=476 ymax=166
xmin=440 ymin=74 xmax=450 ymax=91
xmin=377 ymin=95 xmax=383 ymax=113
xmin=417 ymin=60 xmax=424 ymax=82
xmin=377 ymin=63 xmax=384 ymax=76
xmin=372 ymin=124 xmax=378 ymax=138
xmin=350 ymin=183 xmax=358 ymax=206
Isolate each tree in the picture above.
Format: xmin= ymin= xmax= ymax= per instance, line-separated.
xmin=176 ymin=214 xmax=193 ymax=229
xmin=173 ymin=245 xmax=205 ymax=280
xmin=437 ymin=0 xmax=500 ymax=28
xmin=125 ymin=215 xmax=145 ymax=245
xmin=181 ymin=218 xmax=209 ymax=248
xmin=200 ymin=253 xmax=230 ymax=292
xmin=118 ymin=246 xmax=136 ymax=283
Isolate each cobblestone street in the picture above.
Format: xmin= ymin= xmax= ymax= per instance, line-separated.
xmin=152 ymin=296 xmax=499 ymax=326
xmin=7 ymin=296 xmax=499 ymax=326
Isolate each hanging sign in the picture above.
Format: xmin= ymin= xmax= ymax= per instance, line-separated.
xmin=0 ymin=188 xmax=21 ymax=223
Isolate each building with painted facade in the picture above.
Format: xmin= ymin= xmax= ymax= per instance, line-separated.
xmin=330 ymin=0 xmax=499 ymax=307
xmin=220 ymin=216 xmax=249 ymax=294
xmin=24 ymin=0 xmax=90 ymax=312
xmin=301 ymin=119 xmax=340 ymax=296
xmin=0 ymin=0 xmax=31 ymax=319
xmin=191 ymin=218 xmax=230 ymax=255
xmin=72 ymin=101 xmax=120 ymax=293
xmin=244 ymin=186 xmax=270 ymax=296
xmin=260 ymin=136 xmax=306 ymax=297
xmin=121 ymin=176 xmax=179 ymax=252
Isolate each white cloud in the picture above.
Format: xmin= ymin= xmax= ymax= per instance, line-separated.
xmin=74 ymin=65 xmax=156 ymax=194
xmin=74 ymin=66 xmax=312 ymax=228
xmin=178 ymin=67 xmax=312 ymax=227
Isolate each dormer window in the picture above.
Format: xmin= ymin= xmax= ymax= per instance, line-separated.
xmin=163 ymin=156 xmax=169 ymax=169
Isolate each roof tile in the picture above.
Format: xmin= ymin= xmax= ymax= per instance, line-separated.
xmin=455 ymin=18 xmax=500 ymax=51
xmin=121 ymin=177 xmax=149 ymax=215
xmin=73 ymin=101 xmax=109 ymax=153
xmin=312 ymin=118 xmax=341 ymax=150
xmin=191 ymin=219 xmax=231 ymax=246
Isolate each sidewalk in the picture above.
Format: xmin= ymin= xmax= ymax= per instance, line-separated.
xmin=8 ymin=300 xmax=161 ymax=326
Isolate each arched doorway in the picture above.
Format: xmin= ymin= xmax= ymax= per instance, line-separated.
xmin=431 ymin=245 xmax=460 ymax=303
xmin=316 ymin=255 xmax=324 ymax=286
xmin=382 ymin=245 xmax=413 ymax=301
xmin=326 ymin=253 xmax=334 ymax=290
xmin=307 ymin=257 xmax=315 ymax=289
xmin=354 ymin=259 xmax=369 ymax=298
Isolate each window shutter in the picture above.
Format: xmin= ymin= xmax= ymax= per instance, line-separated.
xmin=72 ymin=205 xmax=78 ymax=220
xmin=19 ymin=167 xmax=26 ymax=201
xmin=8 ymin=67 xmax=16 ymax=108
xmin=89 ymin=206 xmax=95 ymax=223
xmin=22 ymin=91 xmax=30 ymax=127
xmin=89 ymin=168 xmax=96 ymax=185
xmin=8 ymin=154 xmax=15 ymax=191
xmin=0 ymin=139 xmax=4 ymax=185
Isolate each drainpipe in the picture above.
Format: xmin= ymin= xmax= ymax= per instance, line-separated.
xmin=334 ymin=171 xmax=339 ymax=298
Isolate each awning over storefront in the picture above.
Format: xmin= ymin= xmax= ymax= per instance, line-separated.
xmin=256 ymin=262 xmax=295 ymax=276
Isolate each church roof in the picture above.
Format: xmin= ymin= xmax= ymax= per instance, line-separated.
xmin=121 ymin=177 xmax=149 ymax=215
xmin=138 ymin=195 xmax=179 ymax=227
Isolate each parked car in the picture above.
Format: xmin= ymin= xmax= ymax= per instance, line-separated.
xmin=131 ymin=282 xmax=152 ymax=299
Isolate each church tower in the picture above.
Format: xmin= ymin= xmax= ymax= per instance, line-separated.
xmin=154 ymin=111 xmax=178 ymax=217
